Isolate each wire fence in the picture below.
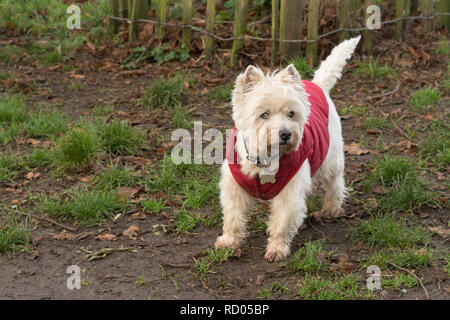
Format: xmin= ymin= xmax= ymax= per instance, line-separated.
xmin=109 ymin=12 xmax=450 ymax=43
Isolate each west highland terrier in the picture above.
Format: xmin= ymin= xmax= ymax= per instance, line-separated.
xmin=215 ymin=36 xmax=361 ymax=262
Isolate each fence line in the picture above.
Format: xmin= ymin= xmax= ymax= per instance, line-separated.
xmin=109 ymin=12 xmax=450 ymax=44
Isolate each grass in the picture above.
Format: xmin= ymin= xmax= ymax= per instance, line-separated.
xmin=382 ymin=273 xmax=419 ymax=291
xmin=339 ymin=105 xmax=367 ymax=117
xmin=100 ymin=120 xmax=144 ymax=155
xmin=434 ymin=40 xmax=449 ymax=56
xmin=294 ymin=273 xmax=364 ymax=300
xmin=362 ymin=247 xmax=433 ymax=270
xmin=420 ymin=129 xmax=449 ymax=170
xmin=25 ymin=147 xmax=54 ymax=168
xmin=289 ymin=241 xmax=329 ymax=274
xmin=379 ymin=176 xmax=438 ymax=213
xmin=0 ymin=94 xmax=29 ymax=124
xmin=361 ymin=114 xmax=391 ymax=130
xmin=0 ymin=122 xmax=23 ymax=145
xmin=24 ymin=109 xmax=67 ymax=138
xmin=0 ymin=153 xmax=25 ymax=182
xmin=363 ymin=155 xmax=438 ymax=212
xmin=355 ymin=60 xmax=397 ymax=79
xmin=36 ymin=189 xmax=128 ymax=226
xmin=365 ymin=155 xmax=419 ymax=188
xmin=288 ymin=56 xmax=314 ymax=78
xmin=350 ymin=213 xmax=432 ymax=248
xmin=192 ymin=247 xmax=235 ymax=279
xmin=55 ymin=126 xmax=102 ymax=170
xmin=171 ymin=105 xmax=192 ymax=129
xmin=0 ymin=0 xmax=108 ymax=40
xmin=141 ymin=199 xmax=165 ymax=214
xmin=0 ymin=210 xmax=32 ymax=254
xmin=409 ymin=86 xmax=441 ymax=114
xmin=174 ymin=209 xmax=200 ymax=233
xmin=206 ymin=83 xmax=233 ymax=102
xmin=0 ymin=94 xmax=67 ymax=144
xmin=93 ymin=162 xmax=142 ymax=190
xmin=146 ymin=155 xmax=216 ymax=196
xmin=182 ymin=177 xmax=219 ymax=209
xmin=139 ymin=74 xmax=188 ymax=109
xmin=258 ymin=281 xmax=290 ymax=299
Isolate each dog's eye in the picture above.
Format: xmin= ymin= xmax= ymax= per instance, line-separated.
xmin=287 ymin=111 xmax=295 ymax=118
xmin=260 ymin=112 xmax=270 ymax=119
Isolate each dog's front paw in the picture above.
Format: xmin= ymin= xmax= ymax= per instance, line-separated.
xmin=265 ymin=241 xmax=290 ymax=262
xmin=214 ymin=234 xmax=240 ymax=250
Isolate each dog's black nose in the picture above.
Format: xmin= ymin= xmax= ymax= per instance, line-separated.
xmin=280 ymin=129 xmax=291 ymax=142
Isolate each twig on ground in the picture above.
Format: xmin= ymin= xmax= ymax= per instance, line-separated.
xmin=2 ymin=207 xmax=77 ymax=232
xmin=388 ymin=261 xmax=430 ymax=299
xmin=360 ymin=82 xmax=401 ymax=102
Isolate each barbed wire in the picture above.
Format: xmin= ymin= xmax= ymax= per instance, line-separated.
xmin=109 ymin=12 xmax=450 ymax=43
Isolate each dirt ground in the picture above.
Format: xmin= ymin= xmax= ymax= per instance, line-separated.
xmin=0 ymin=2 xmax=449 ymax=300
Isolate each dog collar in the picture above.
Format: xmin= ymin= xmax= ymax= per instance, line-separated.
xmin=241 ymin=131 xmax=279 ymax=168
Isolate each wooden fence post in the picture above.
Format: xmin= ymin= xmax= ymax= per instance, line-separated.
xmin=439 ymin=0 xmax=450 ymax=29
xmin=279 ymin=0 xmax=303 ymax=59
xmin=155 ymin=0 xmax=167 ymax=38
xmin=230 ymin=0 xmax=249 ymax=67
xmin=362 ymin=0 xmax=374 ymax=57
xmin=271 ymin=0 xmax=280 ymax=67
xmin=338 ymin=0 xmax=351 ymax=42
xmin=395 ymin=0 xmax=406 ymax=41
xmin=120 ymin=0 xmax=129 ymax=18
xmin=182 ymin=0 xmax=192 ymax=48
xmin=129 ymin=0 xmax=148 ymax=41
xmin=108 ymin=0 xmax=119 ymax=34
xmin=421 ymin=0 xmax=434 ymax=32
xmin=205 ymin=0 xmax=216 ymax=59
xmin=305 ymin=0 xmax=320 ymax=67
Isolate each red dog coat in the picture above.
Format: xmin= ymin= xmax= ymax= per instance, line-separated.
xmin=226 ymin=80 xmax=330 ymax=200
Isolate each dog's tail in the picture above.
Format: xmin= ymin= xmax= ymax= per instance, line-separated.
xmin=312 ymin=35 xmax=361 ymax=94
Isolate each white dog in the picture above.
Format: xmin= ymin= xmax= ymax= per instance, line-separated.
xmin=214 ymin=36 xmax=361 ymax=262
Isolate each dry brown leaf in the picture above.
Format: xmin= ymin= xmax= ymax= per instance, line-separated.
xmin=97 ymin=233 xmax=117 ymax=241
xmin=344 ymin=142 xmax=369 ymax=155
xmin=123 ymin=224 xmax=139 ymax=239
xmin=117 ymin=186 xmax=139 ymax=200
xmin=428 ymin=226 xmax=448 ymax=238
xmin=53 ymin=232 xmax=77 ymax=240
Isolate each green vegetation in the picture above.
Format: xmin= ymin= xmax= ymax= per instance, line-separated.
xmin=139 ymin=74 xmax=188 ymax=109
xmin=193 ymin=247 xmax=235 ymax=279
xmin=55 ymin=126 xmax=102 ymax=169
xmin=350 ymin=214 xmax=431 ymax=248
xmin=294 ymin=274 xmax=363 ymax=300
xmin=0 ymin=211 xmax=32 ymax=254
xmin=289 ymin=241 xmax=329 ymax=273
xmin=100 ymin=120 xmax=144 ymax=155
xmin=288 ymin=56 xmax=314 ymax=78
xmin=355 ymin=60 xmax=397 ymax=79
xmin=410 ymin=86 xmax=441 ymax=114
xmin=36 ymin=189 xmax=127 ymax=226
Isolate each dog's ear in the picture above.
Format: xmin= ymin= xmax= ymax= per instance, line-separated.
xmin=236 ymin=65 xmax=263 ymax=92
xmin=279 ymin=64 xmax=302 ymax=83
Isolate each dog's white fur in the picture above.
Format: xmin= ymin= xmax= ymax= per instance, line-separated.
xmin=215 ymin=36 xmax=361 ymax=262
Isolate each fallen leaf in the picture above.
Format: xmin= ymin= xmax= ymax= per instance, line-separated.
xmin=97 ymin=233 xmax=117 ymax=241
xmin=117 ymin=186 xmax=139 ymax=200
xmin=428 ymin=226 xmax=448 ymax=238
xmin=344 ymin=142 xmax=369 ymax=155
xmin=123 ymin=224 xmax=139 ymax=239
